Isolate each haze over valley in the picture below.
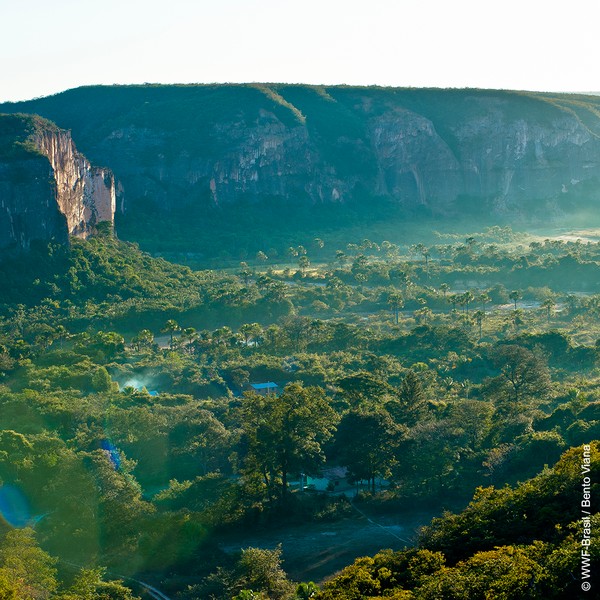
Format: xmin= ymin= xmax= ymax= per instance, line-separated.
xmin=2 ymin=2 xmax=600 ymax=596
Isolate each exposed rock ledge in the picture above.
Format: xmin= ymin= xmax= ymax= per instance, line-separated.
xmin=34 ymin=128 xmax=116 ymax=238
xmin=0 ymin=114 xmax=116 ymax=255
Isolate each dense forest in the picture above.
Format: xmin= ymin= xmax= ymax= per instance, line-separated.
xmin=0 ymin=224 xmax=598 ymax=598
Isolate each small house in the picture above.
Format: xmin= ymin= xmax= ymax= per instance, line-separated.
xmin=302 ymin=466 xmax=389 ymax=495
xmin=249 ymin=382 xmax=280 ymax=396
xmin=302 ymin=466 xmax=353 ymax=494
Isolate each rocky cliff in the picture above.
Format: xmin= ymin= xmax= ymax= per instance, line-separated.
xmin=3 ymin=85 xmax=600 ymax=251
xmin=0 ymin=114 xmax=115 ymax=255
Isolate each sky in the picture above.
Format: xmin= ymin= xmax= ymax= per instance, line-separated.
xmin=2 ymin=0 xmax=598 ymax=103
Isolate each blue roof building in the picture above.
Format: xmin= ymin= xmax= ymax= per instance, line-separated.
xmin=249 ymin=382 xmax=279 ymax=395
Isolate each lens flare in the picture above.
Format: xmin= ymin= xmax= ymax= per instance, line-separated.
xmin=100 ymin=439 xmax=122 ymax=470
xmin=0 ymin=485 xmax=31 ymax=528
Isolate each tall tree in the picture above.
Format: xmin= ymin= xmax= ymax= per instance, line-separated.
xmin=541 ymin=297 xmax=556 ymax=323
xmin=180 ymin=327 xmax=198 ymax=354
xmin=333 ymin=409 xmax=402 ymax=492
xmin=491 ymin=345 xmax=551 ymax=405
xmin=161 ymin=319 xmax=180 ymax=345
xmin=240 ymin=383 xmax=337 ymax=502
xmin=388 ymin=370 xmax=427 ymax=426
xmin=477 ymin=292 xmax=491 ymax=311
xmin=298 ymin=255 xmax=310 ymax=275
xmin=131 ymin=329 xmax=154 ymax=351
xmin=234 ymin=546 xmax=294 ymax=600
xmin=462 ymin=290 xmax=475 ymax=316
xmin=473 ymin=309 xmax=485 ymax=341
xmin=387 ymin=291 xmax=404 ymax=325
xmin=509 ymin=290 xmax=522 ymax=310
xmin=336 ymin=371 xmax=391 ymax=409
xmin=239 ymin=323 xmax=263 ymax=347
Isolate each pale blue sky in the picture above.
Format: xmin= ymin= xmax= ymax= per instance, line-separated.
xmin=2 ymin=0 xmax=597 ymax=102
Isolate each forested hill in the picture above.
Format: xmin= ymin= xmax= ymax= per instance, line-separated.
xmin=3 ymin=85 xmax=600 ymax=254
xmin=316 ymin=443 xmax=600 ymax=599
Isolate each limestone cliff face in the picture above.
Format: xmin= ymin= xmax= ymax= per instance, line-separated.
xmin=0 ymin=152 xmax=69 ymax=253
xmin=369 ymin=108 xmax=463 ymax=210
xmin=0 ymin=114 xmax=115 ymax=255
xmin=33 ymin=128 xmax=115 ymax=237
xmin=4 ymin=86 xmax=600 ymax=226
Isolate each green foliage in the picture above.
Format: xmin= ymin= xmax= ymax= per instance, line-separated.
xmin=490 ymin=344 xmax=551 ymax=405
xmin=0 ymin=114 xmax=57 ymax=161
xmin=189 ymin=545 xmax=294 ymax=600
xmin=295 ymin=581 xmax=319 ymax=599
xmin=388 ymin=370 xmax=427 ymax=426
xmin=417 ymin=546 xmax=546 ymax=599
xmin=333 ymin=409 xmax=403 ymax=489
xmin=419 ymin=442 xmax=600 ymax=562
xmin=0 ymin=224 xmax=600 ymax=595
xmin=235 ymin=546 xmax=295 ymax=600
xmin=314 ymin=447 xmax=600 ymax=598
xmin=0 ymin=528 xmax=57 ymax=600
xmin=239 ymin=382 xmax=338 ymax=501
xmin=317 ymin=557 xmax=382 ymax=600
xmin=91 ymin=366 xmax=113 ymax=392
xmin=336 ymin=371 xmax=391 ymax=409
xmin=58 ymin=567 xmax=141 ymax=600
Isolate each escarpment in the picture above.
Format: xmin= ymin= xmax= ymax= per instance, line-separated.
xmin=3 ymin=85 xmax=600 ymax=252
xmin=0 ymin=114 xmax=115 ymax=255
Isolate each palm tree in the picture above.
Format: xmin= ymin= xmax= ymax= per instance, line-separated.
xmin=132 ymin=329 xmax=154 ymax=351
xmin=473 ymin=309 xmax=485 ymax=341
xmin=411 ymin=243 xmax=431 ymax=274
xmin=477 ymin=292 xmax=491 ymax=311
xmin=448 ymin=293 xmax=460 ymax=316
xmin=212 ymin=326 xmax=233 ymax=349
xmin=541 ymin=297 xmax=556 ymax=323
xmin=462 ymin=290 xmax=475 ymax=316
xmin=161 ymin=319 xmax=180 ymax=345
xmin=298 ymin=255 xmax=310 ymax=274
xmin=239 ymin=323 xmax=262 ymax=347
xmin=388 ymin=291 xmax=404 ymax=325
xmin=181 ymin=327 xmax=197 ymax=353
xmin=509 ymin=290 xmax=522 ymax=311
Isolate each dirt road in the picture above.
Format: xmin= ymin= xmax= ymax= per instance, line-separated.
xmin=219 ymin=510 xmax=434 ymax=582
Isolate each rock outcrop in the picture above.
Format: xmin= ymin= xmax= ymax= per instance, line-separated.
xmin=0 ymin=114 xmax=115 ymax=255
xmin=3 ymin=85 xmax=600 ymax=247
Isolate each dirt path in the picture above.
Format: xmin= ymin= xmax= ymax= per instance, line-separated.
xmin=219 ymin=510 xmax=434 ymax=583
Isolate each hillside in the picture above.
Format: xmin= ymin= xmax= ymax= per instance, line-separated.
xmin=4 ymin=86 xmax=600 ymax=255
xmin=317 ymin=443 xmax=600 ymax=599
